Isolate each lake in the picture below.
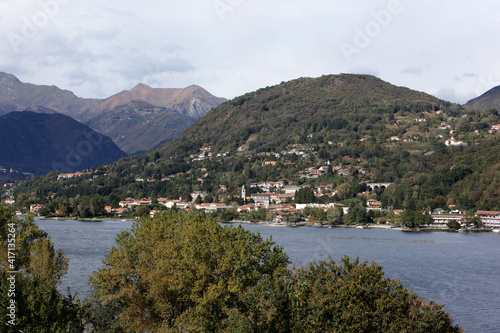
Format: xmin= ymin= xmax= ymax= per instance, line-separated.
xmin=36 ymin=218 xmax=500 ymax=332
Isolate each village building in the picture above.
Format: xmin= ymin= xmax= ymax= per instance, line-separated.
xmin=191 ymin=191 xmax=209 ymax=201
xmin=57 ymin=171 xmax=90 ymax=180
xmin=251 ymin=193 xmax=271 ymax=207
xmin=475 ymin=211 xmax=500 ymax=228
xmin=366 ymin=199 xmax=383 ymax=211
xmin=194 ymin=203 xmax=230 ymax=213
xmin=431 ymin=213 xmax=463 ymax=228
xmin=30 ymin=204 xmax=45 ymax=214
xmin=445 ymin=138 xmax=466 ymax=146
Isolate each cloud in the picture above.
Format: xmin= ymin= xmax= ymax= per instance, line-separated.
xmin=1 ymin=0 xmax=499 ymax=103
xmin=401 ymin=67 xmax=422 ymax=76
xmin=434 ymin=88 xmax=458 ymax=103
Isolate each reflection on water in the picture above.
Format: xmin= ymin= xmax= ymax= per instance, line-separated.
xmin=36 ymin=219 xmax=500 ymax=333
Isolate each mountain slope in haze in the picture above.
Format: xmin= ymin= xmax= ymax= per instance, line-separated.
xmin=466 ymin=85 xmax=500 ymax=112
xmin=0 ymin=72 xmax=100 ymax=119
xmin=85 ymin=83 xmax=227 ymax=121
xmin=86 ymin=100 xmax=197 ymax=155
xmin=160 ymin=74 xmax=450 ymax=156
xmin=0 ymin=111 xmax=126 ymax=174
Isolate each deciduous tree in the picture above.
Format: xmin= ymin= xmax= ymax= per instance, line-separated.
xmin=89 ymin=210 xmax=289 ymax=332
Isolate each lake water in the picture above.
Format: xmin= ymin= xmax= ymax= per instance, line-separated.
xmin=36 ymin=218 xmax=500 ymax=333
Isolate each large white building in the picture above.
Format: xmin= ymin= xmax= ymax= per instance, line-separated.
xmin=475 ymin=211 xmax=500 ymax=228
xmin=431 ymin=213 xmax=463 ymax=228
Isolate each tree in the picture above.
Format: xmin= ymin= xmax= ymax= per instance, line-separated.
xmin=195 ymin=195 xmax=203 ymax=204
xmin=337 ymin=182 xmax=355 ymax=200
xmin=224 ymin=256 xmax=463 ymax=332
xmin=58 ymin=201 xmax=73 ymax=217
xmin=447 ymin=220 xmax=461 ymax=230
xmin=90 ymin=195 xmax=105 ymax=217
xmin=77 ymin=196 xmax=91 ymax=218
xmin=0 ymin=204 xmax=84 ymax=332
xmin=15 ymin=193 xmax=28 ymax=208
xmin=294 ymin=187 xmax=316 ymax=204
xmin=203 ymin=194 xmax=214 ymax=203
xmin=88 ymin=210 xmax=290 ymax=332
xmin=347 ymin=201 xmax=369 ymax=225
xmin=401 ymin=210 xmax=431 ymax=229
xmin=327 ymin=207 xmax=344 ymax=225
xmin=135 ymin=205 xmax=150 ymax=217
xmin=461 ymin=216 xmax=483 ymax=228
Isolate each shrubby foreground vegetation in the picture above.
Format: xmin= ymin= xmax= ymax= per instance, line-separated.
xmin=1 ymin=205 xmax=464 ymax=332
xmin=0 ymin=205 xmax=84 ymax=332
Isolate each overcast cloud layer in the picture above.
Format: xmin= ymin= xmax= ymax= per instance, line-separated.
xmin=1 ymin=0 xmax=499 ymax=103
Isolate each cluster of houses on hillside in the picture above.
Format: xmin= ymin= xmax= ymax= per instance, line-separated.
xmin=57 ymin=171 xmax=92 ymax=180
xmin=101 ymin=182 xmax=500 ymax=229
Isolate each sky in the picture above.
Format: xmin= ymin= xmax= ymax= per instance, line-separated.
xmin=1 ymin=0 xmax=499 ymax=104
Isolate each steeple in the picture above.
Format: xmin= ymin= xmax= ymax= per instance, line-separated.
xmin=241 ymin=185 xmax=246 ymax=203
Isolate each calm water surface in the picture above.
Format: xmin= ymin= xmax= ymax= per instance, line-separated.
xmin=36 ymin=218 xmax=500 ymax=333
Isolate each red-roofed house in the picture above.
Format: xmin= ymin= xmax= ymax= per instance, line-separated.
xmin=475 ymin=211 xmax=500 ymax=228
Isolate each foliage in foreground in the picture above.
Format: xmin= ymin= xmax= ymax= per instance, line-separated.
xmin=0 ymin=204 xmax=84 ymax=332
xmin=89 ymin=209 xmax=290 ymax=332
xmin=225 ymin=257 xmax=463 ymax=333
xmin=89 ymin=210 xmax=463 ymax=332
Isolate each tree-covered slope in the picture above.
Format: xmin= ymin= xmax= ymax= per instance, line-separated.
xmin=162 ymin=74 xmax=449 ymax=156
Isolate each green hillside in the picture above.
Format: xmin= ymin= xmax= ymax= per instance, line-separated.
xmin=163 ymin=74 xmax=449 ymax=156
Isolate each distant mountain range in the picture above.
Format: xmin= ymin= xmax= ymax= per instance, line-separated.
xmin=0 ymin=72 xmax=227 ymax=154
xmin=0 ymin=111 xmax=126 ymax=174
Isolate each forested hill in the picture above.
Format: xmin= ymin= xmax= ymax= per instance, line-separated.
xmin=161 ymin=74 xmax=449 ymax=156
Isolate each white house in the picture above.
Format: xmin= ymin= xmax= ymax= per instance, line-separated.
xmin=475 ymin=211 xmax=500 ymax=228
xmin=445 ymin=138 xmax=466 ymax=147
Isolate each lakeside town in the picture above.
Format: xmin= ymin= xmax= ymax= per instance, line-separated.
xmin=4 ymin=177 xmax=499 ymax=231
xmin=2 ymin=115 xmax=499 ymax=231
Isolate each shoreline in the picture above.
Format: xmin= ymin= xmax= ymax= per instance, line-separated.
xmin=35 ymin=216 xmax=494 ymax=233
xmin=230 ymin=220 xmax=402 ymax=230
xmin=228 ymin=220 xmax=493 ymax=233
